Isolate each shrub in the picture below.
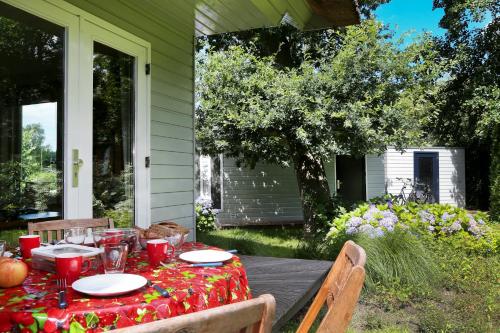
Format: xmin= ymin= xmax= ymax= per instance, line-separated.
xmin=328 ymin=202 xmax=498 ymax=255
xmin=195 ymin=198 xmax=218 ymax=232
xmin=395 ymin=203 xmax=498 ymax=254
xmin=352 ymin=230 xmax=439 ymax=291
xmin=328 ymin=203 xmax=403 ymax=240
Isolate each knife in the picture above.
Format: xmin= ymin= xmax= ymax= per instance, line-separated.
xmin=189 ymin=262 xmax=224 ymax=267
xmin=147 ymin=280 xmax=170 ymax=298
xmin=58 ymin=291 xmax=68 ymax=309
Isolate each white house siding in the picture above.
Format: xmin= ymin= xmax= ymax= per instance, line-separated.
xmin=217 ymin=159 xmax=303 ymax=226
xmin=385 ymin=148 xmax=466 ymax=207
xmin=66 ymin=0 xmax=196 ymax=235
xmin=365 ymin=154 xmax=386 ymax=199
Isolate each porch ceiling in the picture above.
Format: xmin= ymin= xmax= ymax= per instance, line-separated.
xmin=193 ymin=0 xmax=360 ymax=36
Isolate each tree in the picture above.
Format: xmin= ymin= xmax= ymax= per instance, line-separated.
xmin=21 ymin=123 xmax=53 ymax=178
xmin=196 ymin=20 xmax=441 ymax=233
xmin=431 ymin=0 xmax=499 ymax=212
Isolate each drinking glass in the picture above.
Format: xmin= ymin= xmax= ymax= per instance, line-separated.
xmin=64 ymin=227 xmax=86 ymax=245
xmin=0 ymin=240 xmax=6 ymax=257
xmin=100 ymin=243 xmax=128 ymax=273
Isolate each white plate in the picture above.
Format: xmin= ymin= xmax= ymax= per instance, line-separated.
xmin=72 ymin=274 xmax=147 ymax=296
xmin=179 ymin=249 xmax=233 ymax=263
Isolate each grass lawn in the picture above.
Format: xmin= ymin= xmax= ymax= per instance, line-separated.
xmin=197 ymin=225 xmax=304 ymax=258
xmin=199 ymin=226 xmax=499 ymax=333
xmin=0 ymin=228 xmax=27 ymax=248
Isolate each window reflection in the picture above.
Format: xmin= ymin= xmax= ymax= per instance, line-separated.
xmin=92 ymin=42 xmax=135 ymax=227
xmin=0 ymin=2 xmax=64 ymax=224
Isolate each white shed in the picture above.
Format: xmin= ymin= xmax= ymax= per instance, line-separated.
xmin=198 ymin=147 xmax=466 ymax=226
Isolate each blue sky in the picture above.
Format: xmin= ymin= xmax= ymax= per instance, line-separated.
xmin=375 ymin=0 xmax=446 ymax=42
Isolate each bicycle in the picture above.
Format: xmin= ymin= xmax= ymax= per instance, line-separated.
xmin=394 ymin=177 xmax=433 ymax=205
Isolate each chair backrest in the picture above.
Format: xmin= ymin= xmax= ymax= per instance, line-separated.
xmin=296 ymin=240 xmax=366 ymax=333
xmin=28 ymin=218 xmax=114 ymax=242
xmin=111 ymin=294 xmax=276 ymax=333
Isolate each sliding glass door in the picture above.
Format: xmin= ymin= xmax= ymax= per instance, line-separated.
xmin=0 ymin=1 xmax=150 ymax=227
xmin=0 ymin=1 xmax=68 ymax=225
xmin=79 ymin=20 xmax=150 ymax=228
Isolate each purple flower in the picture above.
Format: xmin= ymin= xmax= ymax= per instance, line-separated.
xmin=347 ymin=216 xmax=363 ymax=228
xmin=418 ymin=210 xmax=435 ymax=224
xmin=442 ymin=212 xmax=455 ymax=221
xmin=346 ymin=226 xmax=357 ymax=235
xmin=443 ymin=221 xmax=462 ymax=234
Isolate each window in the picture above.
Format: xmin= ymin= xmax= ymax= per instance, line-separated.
xmin=2 ymin=1 xmax=151 ymax=227
xmin=198 ymin=155 xmax=223 ymax=209
xmin=0 ymin=1 xmax=64 ymax=223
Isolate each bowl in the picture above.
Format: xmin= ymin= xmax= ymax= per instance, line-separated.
xmin=93 ymin=228 xmax=138 ymax=251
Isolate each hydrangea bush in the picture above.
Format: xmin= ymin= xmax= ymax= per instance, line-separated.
xmin=328 ymin=202 xmax=498 ymax=254
xmin=195 ymin=197 xmax=219 ymax=232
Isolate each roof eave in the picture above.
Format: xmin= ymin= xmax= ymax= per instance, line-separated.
xmin=304 ymin=0 xmax=360 ymax=30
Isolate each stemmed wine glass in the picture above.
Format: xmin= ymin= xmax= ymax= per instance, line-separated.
xmin=64 ymin=227 xmax=87 ymax=245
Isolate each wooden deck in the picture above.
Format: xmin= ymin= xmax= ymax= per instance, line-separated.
xmin=240 ymin=255 xmax=332 ymax=331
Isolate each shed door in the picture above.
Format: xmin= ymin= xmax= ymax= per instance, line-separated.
xmin=414 ymin=152 xmax=439 ymax=203
xmin=335 ymin=156 xmax=366 ymax=203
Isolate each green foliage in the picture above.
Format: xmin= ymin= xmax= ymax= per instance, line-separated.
xmin=490 ymin=125 xmax=500 ymax=222
xmin=355 ymin=231 xmax=440 ymax=291
xmin=195 ymin=199 xmax=218 ymax=232
xmin=430 ymin=0 xmax=499 ymax=210
xmin=197 ymin=20 xmax=441 ymax=231
xmin=416 ymin=243 xmax=500 ymax=332
xmin=197 ymin=20 xmax=439 ymax=166
xmin=328 ymin=202 xmax=498 ymax=255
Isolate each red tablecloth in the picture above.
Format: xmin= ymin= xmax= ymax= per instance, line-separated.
xmin=0 ymin=243 xmax=251 ymax=332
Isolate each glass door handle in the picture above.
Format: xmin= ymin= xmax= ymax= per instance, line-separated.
xmin=72 ymin=149 xmax=84 ymax=188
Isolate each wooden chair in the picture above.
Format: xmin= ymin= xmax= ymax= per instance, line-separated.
xmin=112 ymin=294 xmax=276 ymax=333
xmin=296 ymin=240 xmax=366 ymax=333
xmin=28 ymin=218 xmax=114 ymax=243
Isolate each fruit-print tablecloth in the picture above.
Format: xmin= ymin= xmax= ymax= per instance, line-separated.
xmin=0 ymin=243 xmax=251 ymax=332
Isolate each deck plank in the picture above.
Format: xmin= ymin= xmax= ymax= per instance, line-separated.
xmin=240 ymin=255 xmax=332 ymax=331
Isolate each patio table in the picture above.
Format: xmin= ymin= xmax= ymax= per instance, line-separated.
xmin=0 ymin=243 xmax=251 ymax=332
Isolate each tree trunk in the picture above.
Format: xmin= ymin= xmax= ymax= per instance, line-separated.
xmin=294 ymin=153 xmax=334 ymax=236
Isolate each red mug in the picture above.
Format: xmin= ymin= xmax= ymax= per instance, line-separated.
xmin=19 ymin=235 xmax=41 ymax=259
xmin=55 ymin=254 xmax=91 ymax=283
xmin=147 ymin=239 xmax=175 ymax=266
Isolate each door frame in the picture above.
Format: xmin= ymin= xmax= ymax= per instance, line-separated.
xmin=79 ymin=19 xmax=151 ymax=228
xmin=3 ymin=0 xmax=152 ymax=227
xmin=413 ymin=152 xmax=439 ymax=203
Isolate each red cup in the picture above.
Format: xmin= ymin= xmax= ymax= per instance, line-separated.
xmin=147 ymin=239 xmax=175 ymax=267
xmin=55 ymin=254 xmax=91 ymax=283
xmin=19 ymin=235 xmax=41 ymax=259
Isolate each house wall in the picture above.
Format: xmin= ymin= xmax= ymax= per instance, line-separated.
xmin=217 ymin=159 xmax=303 ymax=226
xmin=365 ymin=154 xmax=386 ymax=199
xmin=385 ymin=148 xmax=466 ymax=207
xmin=65 ymin=0 xmax=196 ymax=234
xmin=216 ymin=148 xmax=466 ymax=226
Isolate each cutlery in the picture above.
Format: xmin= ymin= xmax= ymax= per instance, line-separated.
xmin=226 ymin=249 xmax=238 ymax=254
xmin=56 ymin=278 xmax=68 ymax=309
xmin=184 ymin=262 xmax=224 ymax=268
xmin=147 ymin=280 xmax=170 ymax=298
xmin=174 ymin=262 xmax=224 ymax=268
